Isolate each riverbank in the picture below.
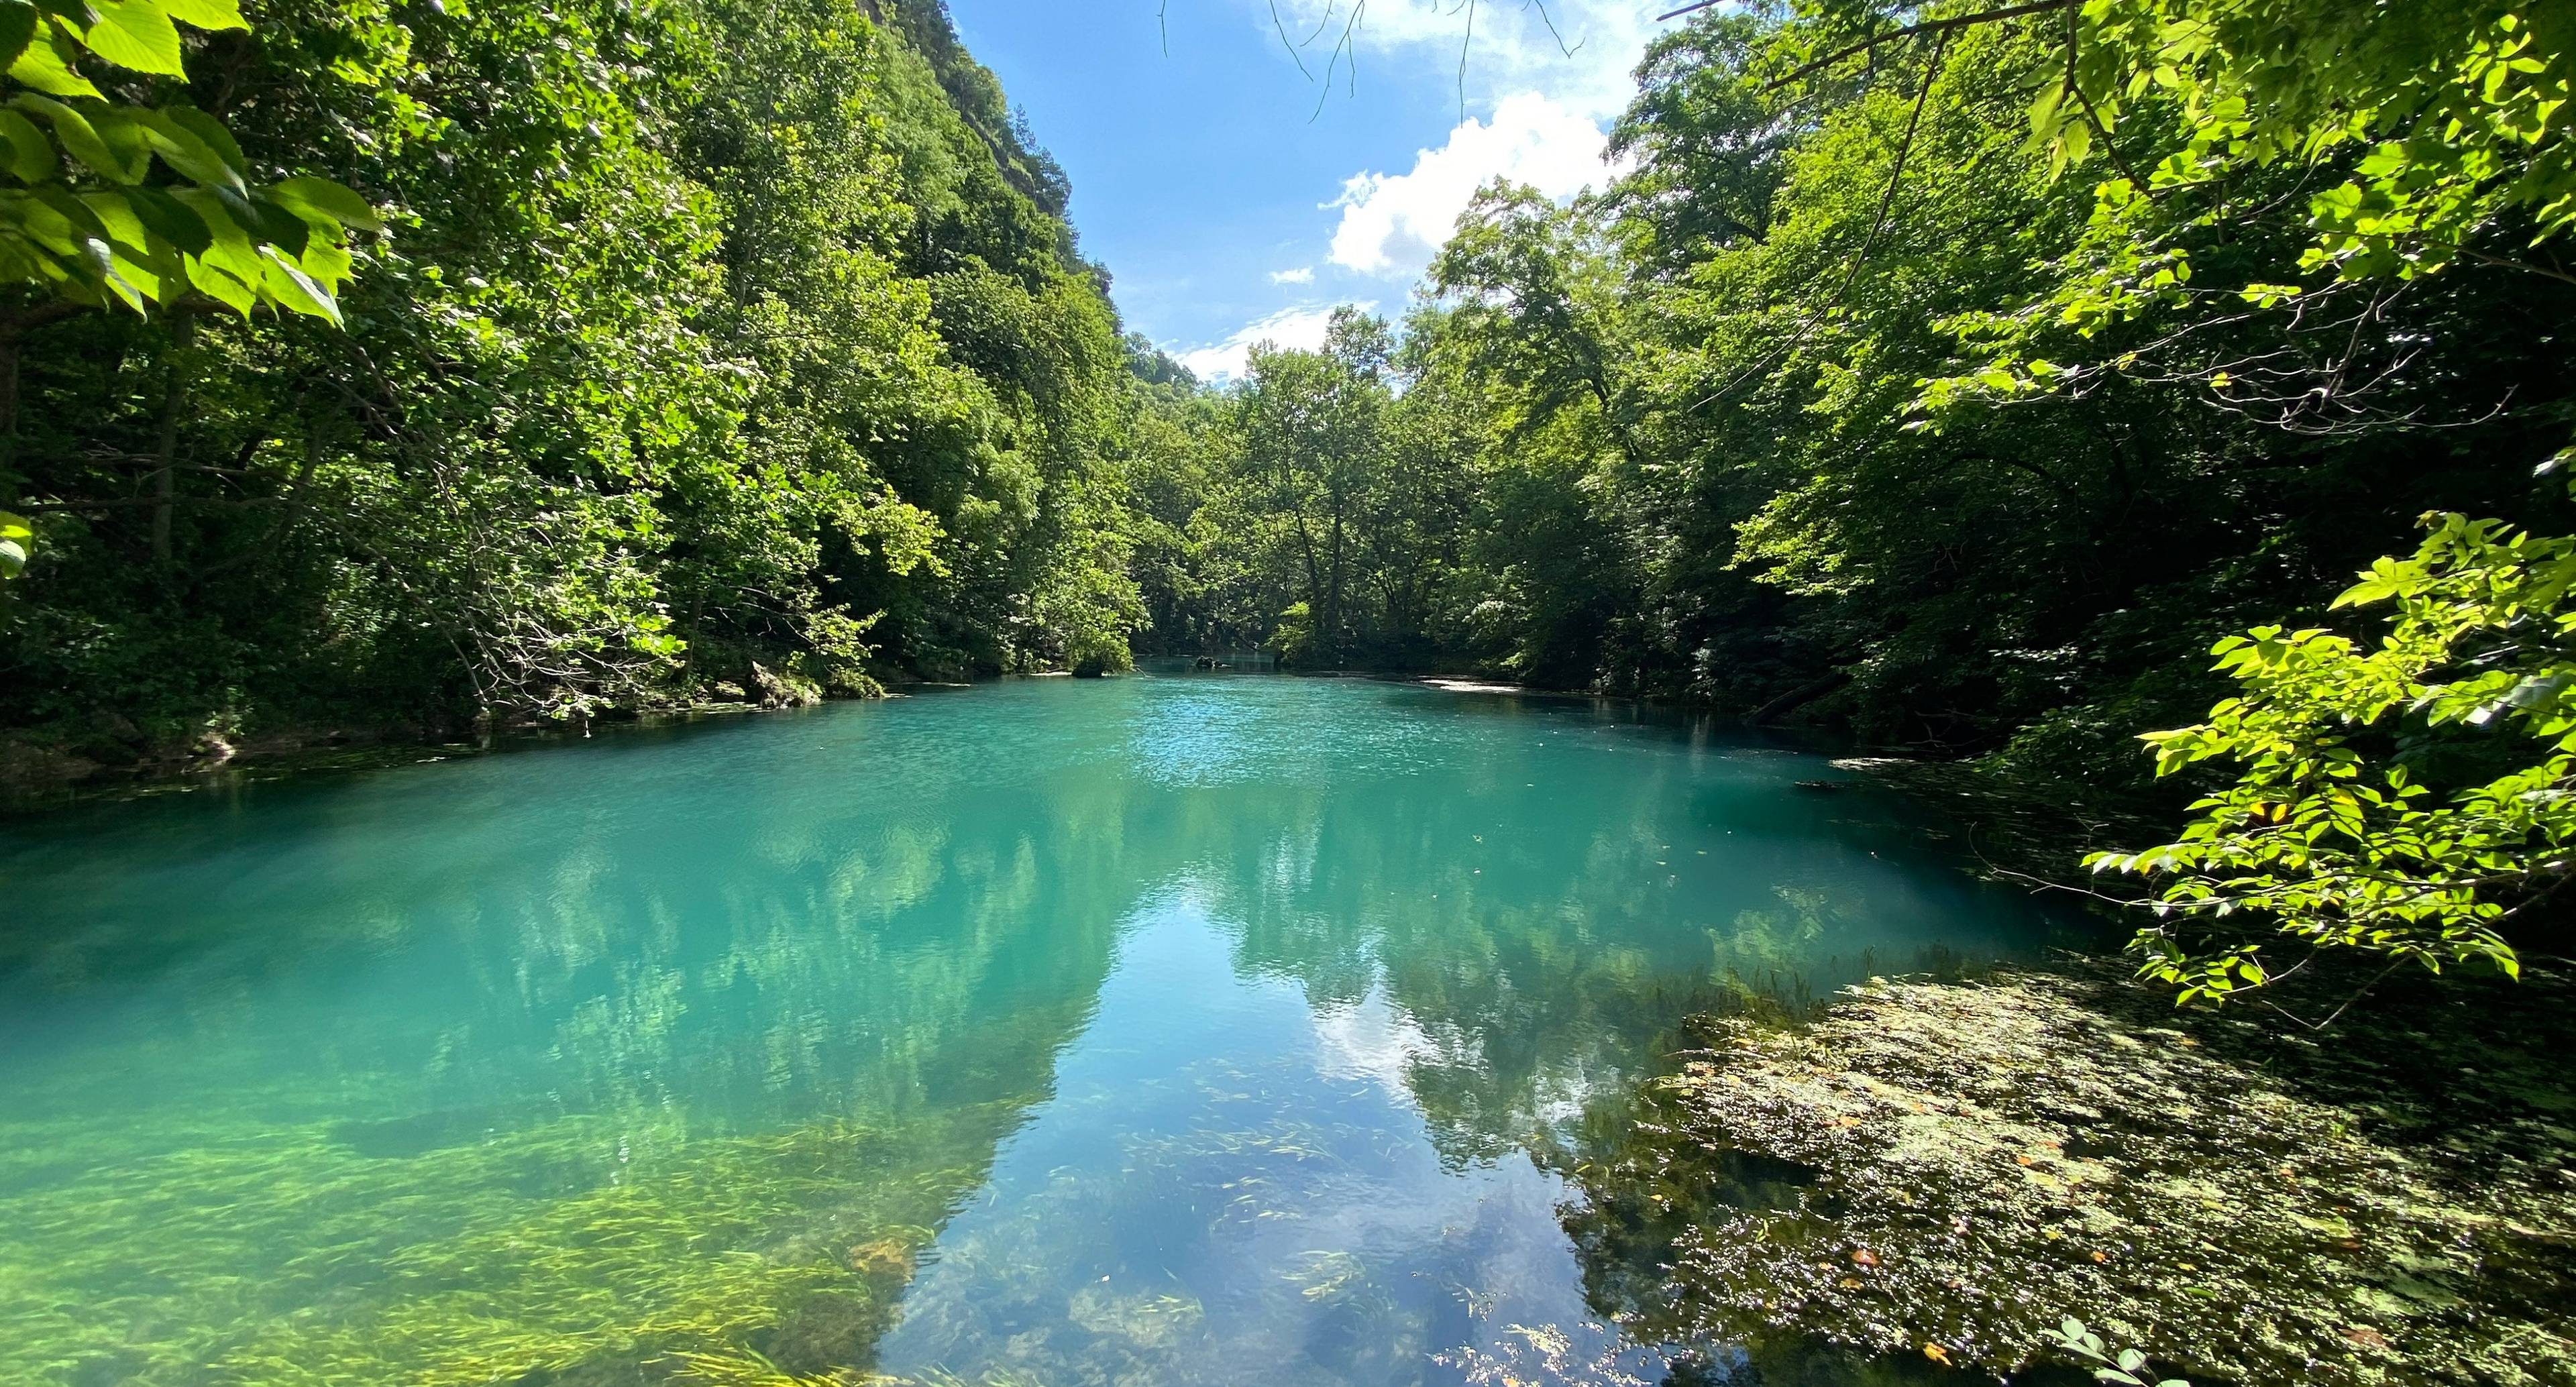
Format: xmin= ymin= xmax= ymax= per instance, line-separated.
xmin=0 ymin=681 xmax=935 ymax=805
xmin=1565 ymin=954 xmax=2576 ymax=1386
xmin=0 ymin=665 xmax=1606 ymax=804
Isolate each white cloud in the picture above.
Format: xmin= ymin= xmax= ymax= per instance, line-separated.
xmin=1309 ymin=990 xmax=1448 ymax=1107
xmin=1173 ymin=302 xmax=1375 ymax=382
xmin=1270 ymin=266 xmax=1317 ymax=284
xmin=1326 ymin=91 xmax=1611 ymax=278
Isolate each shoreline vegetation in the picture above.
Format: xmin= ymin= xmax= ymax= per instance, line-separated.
xmin=0 ymin=665 xmax=1986 ymax=805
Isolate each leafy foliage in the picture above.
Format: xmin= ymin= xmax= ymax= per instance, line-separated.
xmin=1129 ymin=0 xmax=2576 ymax=1000
xmin=0 ymin=0 xmax=374 ymax=319
xmin=2092 ymin=511 xmax=2576 ymax=997
xmin=0 ymin=0 xmax=376 ymax=590
xmin=0 ymin=0 xmax=1159 ymax=746
xmin=7 ymin=0 xmax=2575 ymax=1008
xmin=2053 ymin=1320 xmax=2190 ymax=1387
xmin=2049 ymin=0 xmax=2576 ymax=283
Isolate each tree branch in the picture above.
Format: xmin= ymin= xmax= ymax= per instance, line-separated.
xmin=1743 ymin=0 xmax=2079 ymax=91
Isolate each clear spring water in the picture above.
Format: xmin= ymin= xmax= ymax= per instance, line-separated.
xmin=0 ymin=674 xmax=2072 ymax=1386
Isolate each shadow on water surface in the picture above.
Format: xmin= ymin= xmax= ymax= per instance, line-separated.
xmin=0 ymin=674 xmax=2090 ymax=1386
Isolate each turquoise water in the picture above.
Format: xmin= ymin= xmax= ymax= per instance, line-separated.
xmin=0 ymin=675 xmax=2068 ymax=1386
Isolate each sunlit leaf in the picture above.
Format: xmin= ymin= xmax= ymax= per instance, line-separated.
xmin=258 ymin=241 xmax=341 ymax=325
xmin=83 ymin=0 xmax=184 ymax=76
xmin=12 ymin=94 xmax=133 ymax=183
xmin=267 ymin=174 xmax=381 ymax=232
xmin=158 ymin=0 xmax=244 ymax=30
xmin=7 ymin=23 xmax=101 ymax=97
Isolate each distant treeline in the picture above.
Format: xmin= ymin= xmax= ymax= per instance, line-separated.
xmin=1132 ymin=1 xmax=2576 ymax=790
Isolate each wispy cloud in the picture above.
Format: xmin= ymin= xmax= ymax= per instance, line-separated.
xmin=1172 ymin=300 xmax=1377 ymax=382
xmin=1269 ymin=266 xmax=1318 ymax=284
xmin=1326 ymin=91 xmax=1611 ymax=278
xmin=1226 ymin=2 xmax=1662 ymax=284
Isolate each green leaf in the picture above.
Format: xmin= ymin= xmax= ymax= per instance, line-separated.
xmin=124 ymin=182 xmax=207 ymax=254
xmin=171 ymin=184 xmax=257 ymax=282
xmin=76 ymin=186 xmax=146 ymax=252
xmin=132 ymin=107 xmax=240 ymax=190
xmin=266 ymin=174 xmax=380 ymax=233
xmin=9 ymin=185 xmax=85 ymax=252
xmin=0 ymin=107 xmax=56 ymax=182
xmin=88 ymin=103 xmax=150 ymax=179
xmin=180 ymin=253 xmax=250 ymax=312
xmin=159 ymin=103 xmax=241 ymax=176
xmin=7 ymin=23 xmax=101 ymax=97
xmin=0 ymin=3 xmax=37 ymax=71
xmin=294 ymin=232 xmax=349 ymax=289
xmin=32 ymin=181 xmax=104 ymax=239
xmin=240 ymin=190 xmax=308 ymax=256
xmin=258 ymin=242 xmax=341 ymax=325
xmin=82 ymin=0 xmax=184 ymax=76
xmin=12 ymin=94 xmax=131 ymax=183
xmin=157 ymin=0 xmax=243 ymax=30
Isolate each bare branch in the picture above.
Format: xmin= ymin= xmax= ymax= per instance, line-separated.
xmin=1458 ymin=0 xmax=1476 ymax=119
xmin=1754 ymin=0 xmax=2078 ymax=91
xmin=1269 ymin=0 xmax=1313 ymax=80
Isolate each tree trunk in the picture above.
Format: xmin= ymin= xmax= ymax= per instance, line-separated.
xmin=1287 ymin=502 xmax=1326 ymax=655
xmin=0 ymin=301 xmax=87 ymax=504
xmin=150 ymin=313 xmax=196 ymax=567
xmin=1750 ymin=670 xmax=1853 ymax=725
xmin=1326 ymin=506 xmax=1346 ymax=665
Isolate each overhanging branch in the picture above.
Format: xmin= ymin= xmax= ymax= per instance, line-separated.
xmin=1657 ymin=0 xmax=2082 ymax=90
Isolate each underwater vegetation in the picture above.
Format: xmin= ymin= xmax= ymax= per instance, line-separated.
xmin=1558 ymin=958 xmax=2576 ymax=1386
xmin=0 ymin=1088 xmax=1028 ymax=1387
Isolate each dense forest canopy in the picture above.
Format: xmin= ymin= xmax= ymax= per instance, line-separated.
xmin=1 ymin=0 xmax=1152 ymax=736
xmin=4 ymin=0 xmax=2575 ymax=995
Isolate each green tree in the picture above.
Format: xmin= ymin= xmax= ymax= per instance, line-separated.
xmin=1 ymin=0 xmax=373 ymax=583
xmin=1232 ymin=307 xmax=1391 ymax=666
xmin=1 ymin=0 xmax=1163 ymax=753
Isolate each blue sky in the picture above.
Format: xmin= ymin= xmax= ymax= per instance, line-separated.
xmin=944 ymin=1 xmax=1668 ymax=380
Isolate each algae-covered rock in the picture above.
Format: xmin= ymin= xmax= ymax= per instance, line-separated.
xmin=1562 ymin=959 xmax=2576 ymax=1387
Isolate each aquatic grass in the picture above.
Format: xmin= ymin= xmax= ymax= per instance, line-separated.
xmin=0 ymin=1095 xmax=1024 ymax=1387
xmin=217 ymin=1127 xmax=871 ymax=1386
xmin=1561 ymin=958 xmax=2576 ymax=1386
